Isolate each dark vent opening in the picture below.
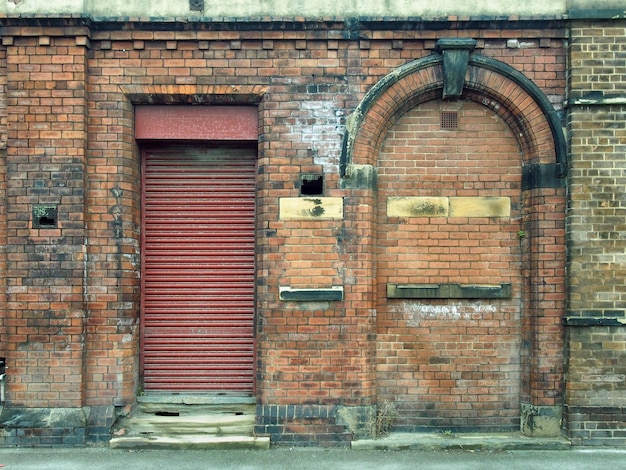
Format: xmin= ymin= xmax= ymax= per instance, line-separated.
xmin=32 ymin=205 xmax=58 ymax=229
xmin=300 ymin=173 xmax=324 ymax=196
xmin=441 ymin=111 xmax=458 ymax=129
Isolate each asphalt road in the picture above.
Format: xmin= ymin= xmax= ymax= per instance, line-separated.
xmin=1 ymin=447 xmax=626 ymax=470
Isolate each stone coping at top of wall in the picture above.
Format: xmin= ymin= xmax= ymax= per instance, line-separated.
xmin=0 ymin=14 xmax=571 ymax=26
xmin=0 ymin=10 xmax=624 ymax=24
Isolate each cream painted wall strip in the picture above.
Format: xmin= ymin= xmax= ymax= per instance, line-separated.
xmin=387 ymin=197 xmax=448 ymax=218
xmin=4 ymin=0 xmax=569 ymax=17
xmin=387 ymin=196 xmax=510 ymax=218
xmin=279 ymin=197 xmax=344 ymax=220
xmin=449 ymin=197 xmax=510 ymax=218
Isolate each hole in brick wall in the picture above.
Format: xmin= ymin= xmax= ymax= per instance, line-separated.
xmin=300 ymin=173 xmax=324 ymax=196
xmin=441 ymin=111 xmax=458 ymax=129
xmin=32 ymin=205 xmax=58 ymax=229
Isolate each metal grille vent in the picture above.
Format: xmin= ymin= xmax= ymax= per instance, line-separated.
xmin=441 ymin=111 xmax=458 ymax=129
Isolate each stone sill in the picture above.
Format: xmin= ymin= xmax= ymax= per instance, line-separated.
xmin=387 ymin=283 xmax=511 ymax=299
xmin=279 ymin=287 xmax=344 ymax=302
xmin=564 ymin=317 xmax=626 ymax=327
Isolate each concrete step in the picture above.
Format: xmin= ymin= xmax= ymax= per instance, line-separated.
xmin=137 ymin=393 xmax=256 ymax=406
xmin=110 ymin=434 xmax=270 ymax=450
xmin=351 ymin=432 xmax=571 ymax=451
xmin=138 ymin=402 xmax=256 ymax=416
xmin=120 ymin=412 xmax=255 ymax=435
xmin=110 ymin=394 xmax=268 ymax=450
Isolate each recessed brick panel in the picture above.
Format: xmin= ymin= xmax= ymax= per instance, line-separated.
xmin=376 ymin=100 xmax=523 ymax=432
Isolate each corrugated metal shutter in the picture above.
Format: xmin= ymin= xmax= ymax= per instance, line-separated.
xmin=142 ymin=146 xmax=256 ymax=392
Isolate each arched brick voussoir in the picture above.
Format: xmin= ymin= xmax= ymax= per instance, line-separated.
xmin=340 ymin=52 xmax=566 ymax=179
xmin=465 ymin=67 xmax=558 ymax=166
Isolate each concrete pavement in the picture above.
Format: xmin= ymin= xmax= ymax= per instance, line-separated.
xmin=352 ymin=432 xmax=571 ymax=451
xmin=1 ymin=446 xmax=626 ymax=470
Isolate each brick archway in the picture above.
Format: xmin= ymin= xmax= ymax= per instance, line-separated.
xmin=341 ymin=45 xmax=567 ymax=436
xmin=340 ymin=50 xmax=566 ymax=178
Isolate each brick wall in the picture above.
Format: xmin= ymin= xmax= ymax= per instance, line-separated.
xmin=84 ymin=48 xmax=140 ymax=412
xmin=376 ymin=101 xmax=524 ymax=431
xmin=566 ymin=19 xmax=626 ymax=445
xmin=0 ymin=29 xmax=90 ymax=445
xmin=566 ymin=327 xmax=626 ymax=445
xmin=4 ymin=32 xmax=88 ymax=408
xmin=0 ymin=43 xmax=7 ymax=383
xmin=0 ymin=17 xmax=570 ymax=445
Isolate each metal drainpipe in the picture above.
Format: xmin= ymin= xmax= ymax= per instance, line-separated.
xmin=0 ymin=358 xmax=5 ymax=405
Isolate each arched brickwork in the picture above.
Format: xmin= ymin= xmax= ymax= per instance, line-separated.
xmin=340 ymin=53 xmax=566 ymax=177
xmin=341 ymin=49 xmax=567 ymax=435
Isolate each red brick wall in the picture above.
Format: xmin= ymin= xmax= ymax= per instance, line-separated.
xmin=4 ymin=33 xmax=88 ymax=408
xmin=0 ymin=18 xmax=569 ymax=445
xmin=0 ymin=44 xmax=6 ymax=374
xmin=376 ymin=101 xmax=524 ymax=431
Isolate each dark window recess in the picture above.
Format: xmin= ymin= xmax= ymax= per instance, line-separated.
xmin=32 ymin=205 xmax=58 ymax=229
xmin=300 ymin=173 xmax=324 ymax=196
xmin=189 ymin=0 xmax=204 ymax=11
xmin=441 ymin=111 xmax=459 ymax=129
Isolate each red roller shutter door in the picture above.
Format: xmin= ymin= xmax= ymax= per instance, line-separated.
xmin=142 ymin=146 xmax=256 ymax=392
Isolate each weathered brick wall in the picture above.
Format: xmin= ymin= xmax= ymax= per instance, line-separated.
xmin=0 ymin=16 xmax=569 ymax=445
xmin=0 ymin=28 xmax=90 ymax=446
xmin=566 ymin=327 xmax=626 ymax=445
xmin=4 ymin=31 xmax=88 ymax=407
xmin=0 ymin=42 xmax=7 ymax=389
xmin=376 ymin=100 xmax=524 ymax=432
xmin=85 ymin=20 xmax=381 ymax=446
xmin=566 ymin=19 xmax=626 ymax=446
xmin=82 ymin=45 xmax=140 ymax=444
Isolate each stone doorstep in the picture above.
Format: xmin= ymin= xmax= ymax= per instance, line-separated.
xmin=352 ymin=432 xmax=572 ymax=451
xmin=120 ymin=412 xmax=255 ymax=436
xmin=138 ymin=402 xmax=256 ymax=416
xmin=110 ymin=434 xmax=270 ymax=450
xmin=137 ymin=393 xmax=256 ymax=406
xmin=110 ymin=393 xmax=266 ymax=449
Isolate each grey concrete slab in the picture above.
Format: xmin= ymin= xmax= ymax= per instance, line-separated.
xmin=1 ymin=447 xmax=626 ymax=470
xmin=352 ymin=432 xmax=572 ymax=451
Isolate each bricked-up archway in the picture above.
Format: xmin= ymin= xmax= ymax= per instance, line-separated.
xmin=341 ymin=42 xmax=567 ymax=436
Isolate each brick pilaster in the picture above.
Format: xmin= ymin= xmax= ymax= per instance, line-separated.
xmin=4 ymin=31 xmax=88 ymax=409
xmin=565 ymin=18 xmax=626 ymax=445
